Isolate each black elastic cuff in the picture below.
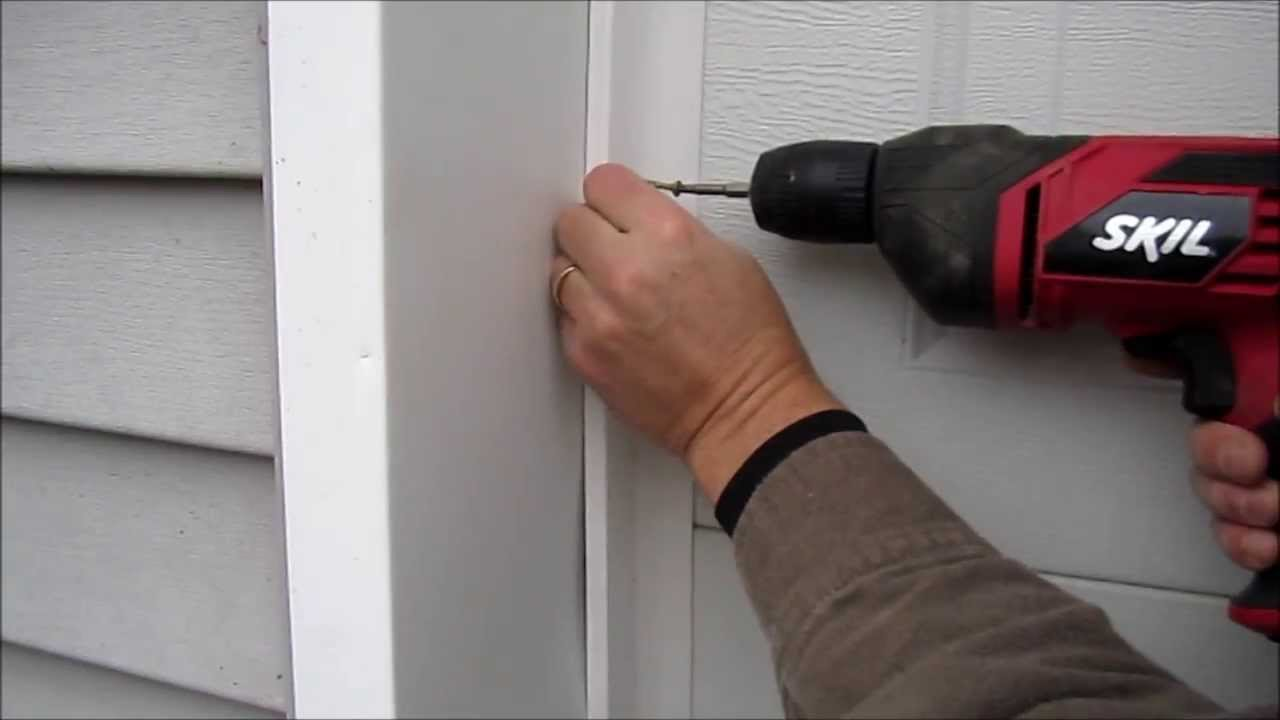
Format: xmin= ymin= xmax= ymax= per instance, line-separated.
xmin=714 ymin=409 xmax=867 ymax=535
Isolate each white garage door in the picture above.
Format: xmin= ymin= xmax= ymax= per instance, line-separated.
xmin=678 ymin=1 xmax=1278 ymax=715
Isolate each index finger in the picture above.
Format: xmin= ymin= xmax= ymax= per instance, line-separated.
xmin=583 ymin=163 xmax=684 ymax=232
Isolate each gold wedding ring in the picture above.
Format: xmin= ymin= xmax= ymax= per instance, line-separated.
xmin=552 ymin=264 xmax=581 ymax=311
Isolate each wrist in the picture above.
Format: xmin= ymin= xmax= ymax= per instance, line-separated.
xmin=685 ymin=364 xmax=844 ymax=504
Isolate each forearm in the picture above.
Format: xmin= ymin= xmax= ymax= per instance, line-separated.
xmin=721 ymin=418 xmax=1223 ymax=719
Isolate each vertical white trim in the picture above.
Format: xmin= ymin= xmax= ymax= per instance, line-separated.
xmin=256 ymin=1 xmax=296 ymax=715
xmin=265 ymin=2 xmax=395 ymax=717
xmin=584 ymin=2 xmax=706 ymax=717
xmin=584 ymin=4 xmax=615 ymax=716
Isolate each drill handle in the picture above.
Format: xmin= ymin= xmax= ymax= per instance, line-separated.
xmin=1228 ymin=418 xmax=1280 ymax=641
xmin=1123 ymin=321 xmax=1279 ymax=639
xmin=1186 ymin=323 xmax=1278 ymax=639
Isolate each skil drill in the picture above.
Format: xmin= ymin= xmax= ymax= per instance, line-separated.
xmin=652 ymin=125 xmax=1280 ymax=639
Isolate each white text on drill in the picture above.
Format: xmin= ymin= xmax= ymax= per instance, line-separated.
xmin=1091 ymin=214 xmax=1215 ymax=263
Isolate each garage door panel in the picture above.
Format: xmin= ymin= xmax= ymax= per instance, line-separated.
xmin=960 ymin=2 xmax=1062 ymax=130
xmin=905 ymin=308 xmax=1176 ymax=391
xmin=1057 ymin=1 xmax=1278 ymax=136
xmin=700 ymin=0 xmax=1273 ymax=596
xmin=702 ymin=0 xmax=928 ymax=183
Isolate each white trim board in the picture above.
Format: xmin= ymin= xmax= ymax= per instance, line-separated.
xmin=266 ymin=3 xmax=394 ymax=716
xmin=268 ymin=2 xmax=589 ymax=716
xmin=583 ymin=2 xmax=707 ymax=717
xmin=583 ymin=4 xmax=614 ymax=715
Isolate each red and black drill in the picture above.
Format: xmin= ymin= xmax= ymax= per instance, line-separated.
xmin=653 ymin=125 xmax=1280 ymax=639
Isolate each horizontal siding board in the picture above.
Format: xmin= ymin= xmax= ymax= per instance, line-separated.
xmin=0 ymin=1 xmax=265 ymax=176
xmin=0 ymin=419 xmax=289 ymax=710
xmin=1 ymin=643 xmax=280 ymax=720
xmin=692 ymin=529 xmax=1279 ymax=717
xmin=1 ymin=176 xmax=274 ymax=454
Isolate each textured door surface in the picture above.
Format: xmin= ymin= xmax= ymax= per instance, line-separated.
xmin=686 ymin=1 xmax=1280 ymax=715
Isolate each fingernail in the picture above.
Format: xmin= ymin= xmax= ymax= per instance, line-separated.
xmin=1242 ymin=531 xmax=1275 ymax=567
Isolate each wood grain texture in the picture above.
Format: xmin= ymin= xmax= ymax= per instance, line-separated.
xmin=1 ymin=1 xmax=265 ymax=177
xmin=1 ymin=176 xmax=274 ymax=455
xmin=1 ymin=643 xmax=280 ymax=720
xmin=0 ymin=419 xmax=289 ymax=710
xmin=691 ymin=530 xmax=1279 ymax=717
xmin=1056 ymin=1 xmax=1279 ymax=135
xmin=699 ymin=0 xmax=1277 ymax=595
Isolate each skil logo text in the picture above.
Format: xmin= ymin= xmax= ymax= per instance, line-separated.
xmin=1091 ymin=214 xmax=1215 ymax=264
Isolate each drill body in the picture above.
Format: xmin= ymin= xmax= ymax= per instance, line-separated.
xmin=866 ymin=127 xmax=1279 ymax=432
xmin=729 ymin=125 xmax=1280 ymax=636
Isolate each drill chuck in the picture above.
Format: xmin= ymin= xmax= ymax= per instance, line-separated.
xmin=748 ymin=140 xmax=879 ymax=244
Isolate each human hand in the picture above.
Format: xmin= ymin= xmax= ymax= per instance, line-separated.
xmin=1188 ymin=411 xmax=1278 ymax=571
xmin=1127 ymin=354 xmax=1278 ymax=570
xmin=551 ymin=164 xmax=842 ymax=501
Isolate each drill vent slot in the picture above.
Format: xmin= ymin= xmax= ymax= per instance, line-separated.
xmin=1016 ymin=184 xmax=1042 ymax=321
xmin=1258 ymin=188 xmax=1280 ymax=231
xmin=1255 ymin=189 xmax=1280 ymax=255
xmin=1217 ymin=186 xmax=1280 ymax=289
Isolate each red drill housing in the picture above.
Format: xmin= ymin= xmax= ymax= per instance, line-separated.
xmin=993 ymin=136 xmax=1279 ymax=431
xmin=744 ymin=126 xmax=1280 ymax=637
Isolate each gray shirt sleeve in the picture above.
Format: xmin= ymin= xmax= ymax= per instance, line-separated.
xmin=729 ymin=429 xmax=1248 ymax=719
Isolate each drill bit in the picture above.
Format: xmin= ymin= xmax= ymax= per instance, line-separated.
xmin=648 ymin=179 xmax=750 ymax=198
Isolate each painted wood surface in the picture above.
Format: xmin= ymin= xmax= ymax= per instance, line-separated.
xmin=584 ymin=7 xmax=616 ymax=714
xmin=264 ymin=3 xmax=392 ymax=715
xmin=269 ymin=2 xmax=589 ymax=715
xmin=1044 ymin=574 xmax=1280 ymax=710
xmin=583 ymin=2 xmax=708 ymax=717
xmin=0 ymin=1 xmax=264 ymax=177
xmin=0 ymin=419 xmax=289 ymax=711
xmin=1 ymin=643 xmax=280 ymax=720
xmin=691 ymin=531 xmax=784 ymax=720
xmin=691 ymin=529 xmax=1280 ymax=717
xmin=698 ymin=0 xmax=1278 ymax=596
xmin=0 ymin=176 xmax=275 ymax=455
xmin=381 ymin=2 xmax=587 ymax=714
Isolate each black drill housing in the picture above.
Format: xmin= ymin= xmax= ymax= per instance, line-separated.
xmin=750 ymin=125 xmax=1086 ymax=327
